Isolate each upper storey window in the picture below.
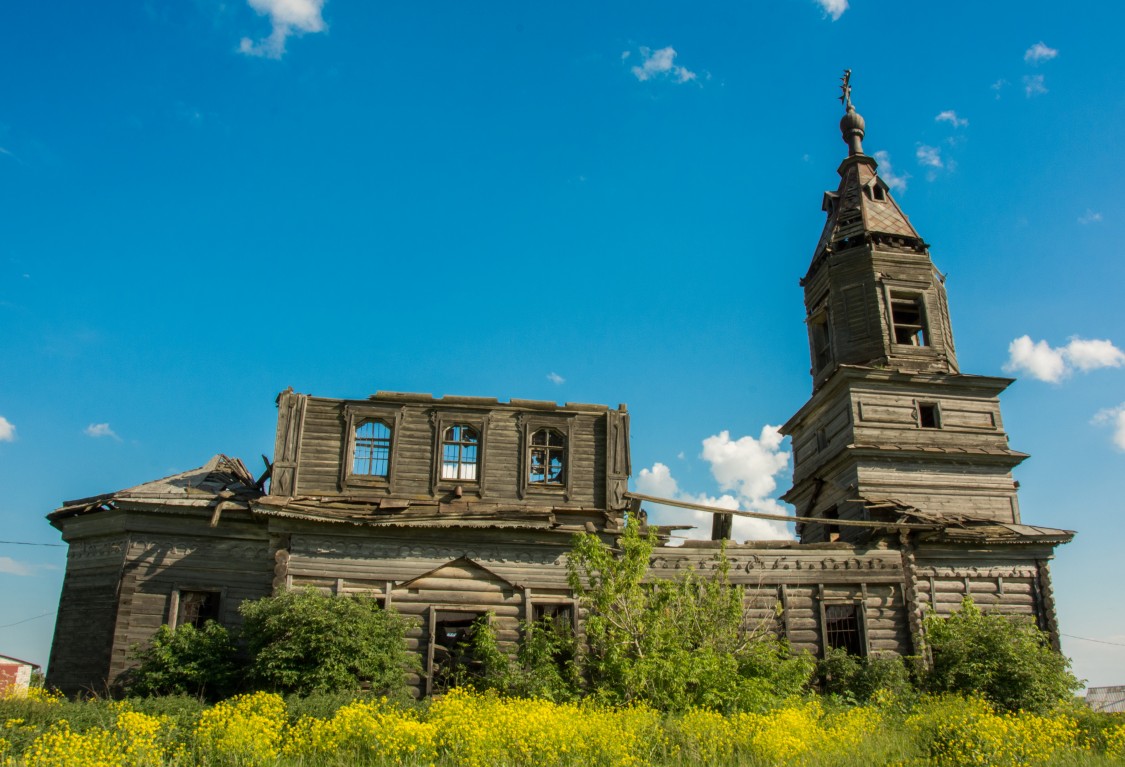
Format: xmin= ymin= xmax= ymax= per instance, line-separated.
xmin=441 ymin=425 xmax=480 ymax=481
xmin=528 ymin=428 xmax=566 ymax=485
xmin=353 ymin=419 xmax=392 ymax=477
xmin=889 ymin=291 xmax=929 ymax=346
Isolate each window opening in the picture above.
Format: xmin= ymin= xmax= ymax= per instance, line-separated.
xmin=178 ymin=590 xmax=220 ymax=629
xmin=811 ymin=315 xmax=832 ymax=372
xmin=430 ymin=611 xmax=483 ymax=694
xmin=825 ymin=604 xmax=864 ymax=655
xmin=918 ymin=403 xmax=941 ymax=429
xmin=441 ymin=424 xmax=480 ymax=481
xmin=532 ymin=602 xmax=575 ymax=625
xmin=353 ymin=420 xmax=392 ymax=477
xmin=889 ymin=292 xmax=929 ymax=346
xmin=529 ymin=429 xmax=566 ymax=485
xmin=873 ymin=184 xmax=886 ymax=201
xmin=825 ymin=506 xmax=840 ymax=543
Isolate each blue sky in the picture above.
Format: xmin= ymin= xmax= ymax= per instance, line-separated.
xmin=2 ymin=0 xmax=1123 ymax=686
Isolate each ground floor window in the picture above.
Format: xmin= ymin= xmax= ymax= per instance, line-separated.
xmin=177 ymin=590 xmax=221 ymax=629
xmin=824 ymin=603 xmax=865 ymax=656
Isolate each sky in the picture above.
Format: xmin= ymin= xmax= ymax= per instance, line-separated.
xmin=1 ymin=0 xmax=1123 ymax=686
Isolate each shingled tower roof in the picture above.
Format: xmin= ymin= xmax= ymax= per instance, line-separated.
xmin=807 ymin=83 xmax=924 ymax=280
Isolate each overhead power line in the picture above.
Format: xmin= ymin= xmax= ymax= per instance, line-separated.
xmin=0 ymin=540 xmax=64 ymax=547
xmin=0 ymin=611 xmax=54 ymax=629
xmin=1061 ymin=633 xmax=1125 ymax=648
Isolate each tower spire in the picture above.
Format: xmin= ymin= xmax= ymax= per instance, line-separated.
xmin=838 ymin=69 xmax=866 ymax=156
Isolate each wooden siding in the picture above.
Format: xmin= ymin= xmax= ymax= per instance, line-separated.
xmin=280 ymin=395 xmax=614 ymax=509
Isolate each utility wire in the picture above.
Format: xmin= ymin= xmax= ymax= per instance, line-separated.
xmin=0 ymin=611 xmax=54 ymax=629
xmin=1061 ymin=633 xmax=1125 ymax=648
xmin=0 ymin=540 xmax=64 ymax=547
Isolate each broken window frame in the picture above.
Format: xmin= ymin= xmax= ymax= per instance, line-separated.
xmin=808 ymin=304 xmax=833 ymax=374
xmin=884 ymin=286 xmax=931 ymax=348
xmin=519 ymin=416 xmax=575 ymax=500
xmin=441 ymin=424 xmax=480 ymax=482
xmin=169 ymin=587 xmax=225 ymax=630
xmin=818 ymin=594 xmax=868 ymax=657
xmin=341 ymin=404 xmax=405 ymax=492
xmin=353 ymin=419 xmax=393 ymax=477
xmin=528 ymin=428 xmax=566 ymax=486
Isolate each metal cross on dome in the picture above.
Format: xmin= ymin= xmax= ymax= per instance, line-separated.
xmin=839 ymin=69 xmax=852 ymax=109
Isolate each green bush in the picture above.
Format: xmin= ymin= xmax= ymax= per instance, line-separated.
xmin=123 ymin=621 xmax=239 ymax=700
xmin=239 ymin=588 xmax=415 ymax=697
xmin=923 ymin=596 xmax=1081 ymax=713
xmin=567 ymin=519 xmax=814 ymax=712
xmin=818 ymin=647 xmax=915 ymax=703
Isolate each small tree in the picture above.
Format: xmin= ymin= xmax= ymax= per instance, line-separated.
xmin=924 ymin=596 xmax=1080 ymax=713
xmin=567 ymin=518 xmax=813 ymax=711
xmin=239 ymin=589 xmax=414 ymax=696
xmin=124 ymin=621 xmax=239 ymax=699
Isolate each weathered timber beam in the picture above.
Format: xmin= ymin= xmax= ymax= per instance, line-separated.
xmin=624 ymin=492 xmax=942 ymax=531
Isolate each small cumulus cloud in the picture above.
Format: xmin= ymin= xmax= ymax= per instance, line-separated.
xmin=635 ymin=426 xmax=793 ymax=542
xmin=546 ymin=372 xmax=565 ymax=385
xmin=1078 ymin=210 xmax=1103 ymax=225
xmin=991 ymin=79 xmax=1008 ymax=99
xmin=0 ymin=557 xmax=33 ymax=576
xmin=1004 ymin=336 xmax=1125 ymax=383
xmin=916 ymin=145 xmax=943 ymax=169
xmin=1023 ymin=74 xmax=1047 ymax=97
xmin=873 ymin=151 xmax=909 ymax=193
xmin=935 ymin=110 xmax=968 ymax=128
xmin=238 ymin=0 xmax=326 ymax=59
xmin=0 ymin=557 xmax=56 ymax=577
xmin=814 ymin=0 xmax=848 ymax=21
xmin=85 ymin=423 xmax=121 ymax=440
xmin=626 ymin=46 xmax=697 ymax=84
xmin=1093 ymin=405 xmax=1125 ymax=451
xmin=1024 ymin=42 xmax=1058 ymax=65
xmin=0 ymin=416 xmax=14 ymax=442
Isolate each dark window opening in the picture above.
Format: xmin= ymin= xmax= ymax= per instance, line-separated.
xmin=824 ymin=505 xmax=840 ymax=543
xmin=815 ymin=428 xmax=828 ymax=451
xmin=353 ymin=419 xmax=392 ymax=477
xmin=178 ymin=590 xmax=220 ymax=629
xmin=441 ymin=424 xmax=480 ymax=481
xmin=825 ymin=604 xmax=864 ymax=656
xmin=873 ymin=184 xmax=886 ymax=201
xmin=889 ymin=292 xmax=929 ymax=346
xmin=529 ymin=429 xmax=566 ymax=485
xmin=811 ymin=314 xmax=832 ymax=372
xmin=430 ymin=611 xmax=485 ymax=694
xmin=532 ymin=602 xmax=575 ymax=626
xmin=918 ymin=403 xmax=941 ymax=429
xmin=530 ymin=603 xmax=576 ymax=671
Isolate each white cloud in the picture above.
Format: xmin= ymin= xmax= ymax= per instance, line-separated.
xmin=873 ymin=151 xmax=909 ymax=193
xmin=1078 ymin=210 xmax=1103 ymax=225
xmin=636 ymin=426 xmax=793 ymax=543
xmin=916 ymin=144 xmax=943 ymax=169
xmin=1024 ymin=42 xmax=1058 ymax=65
xmin=1023 ymin=74 xmax=1047 ymax=97
xmin=0 ymin=556 xmax=32 ymax=576
xmin=84 ymin=423 xmax=120 ymax=440
xmin=0 ymin=416 xmax=14 ymax=442
xmin=1064 ymin=339 xmax=1125 ymax=372
xmin=628 ymin=46 xmax=697 ymax=84
xmin=935 ymin=110 xmax=968 ymax=128
xmin=546 ymin=372 xmax=565 ymax=385
xmin=991 ymin=79 xmax=1008 ymax=99
xmin=1093 ymin=405 xmax=1125 ymax=451
xmin=814 ymin=0 xmax=849 ymax=21
xmin=1004 ymin=335 xmax=1125 ymax=382
xmin=238 ymin=0 xmax=326 ymax=59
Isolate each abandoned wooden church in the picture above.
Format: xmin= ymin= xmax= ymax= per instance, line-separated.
xmin=45 ymin=85 xmax=1074 ymax=696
